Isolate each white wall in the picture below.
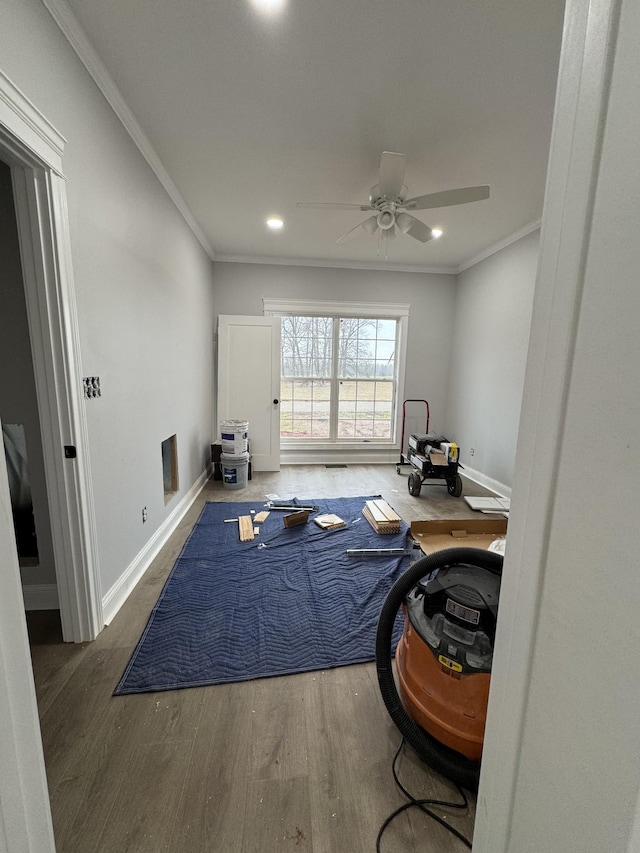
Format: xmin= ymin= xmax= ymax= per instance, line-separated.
xmin=476 ymin=0 xmax=640 ymax=849
xmin=446 ymin=230 xmax=539 ymax=489
xmin=212 ymin=261 xmax=457 ymax=443
xmin=506 ymin=0 xmax=640 ymax=845
xmin=0 ymin=0 xmax=216 ymax=599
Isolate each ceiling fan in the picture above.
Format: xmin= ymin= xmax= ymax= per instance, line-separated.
xmin=297 ymin=152 xmax=490 ymax=248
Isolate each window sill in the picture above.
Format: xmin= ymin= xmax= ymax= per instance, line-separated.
xmin=280 ymin=440 xmax=395 ymax=451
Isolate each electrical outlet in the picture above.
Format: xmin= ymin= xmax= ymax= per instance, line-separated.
xmin=142 ymin=507 xmax=148 ymax=523
xmin=83 ymin=376 xmax=101 ymax=398
xmin=470 ymin=448 xmax=475 ymax=456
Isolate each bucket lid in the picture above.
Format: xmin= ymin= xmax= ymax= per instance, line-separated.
xmin=220 ymin=451 xmax=250 ymax=460
xmin=220 ymin=419 xmax=249 ymax=428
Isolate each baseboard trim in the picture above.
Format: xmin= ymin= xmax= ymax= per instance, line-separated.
xmin=102 ymin=467 xmax=211 ymax=626
xmin=461 ymin=464 xmax=512 ymax=499
xmin=21 ymin=584 xmax=59 ymax=611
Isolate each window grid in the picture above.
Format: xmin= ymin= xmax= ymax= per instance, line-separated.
xmin=280 ymin=315 xmax=398 ymax=442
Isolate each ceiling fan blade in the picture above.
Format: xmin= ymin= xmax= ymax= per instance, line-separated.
xmin=404 ymin=185 xmax=490 ymax=211
xmin=335 ymin=216 xmax=378 ymax=243
xmin=378 ymin=152 xmax=406 ymax=199
xmin=297 ymin=202 xmax=373 ymax=211
xmin=397 ymin=213 xmax=433 ymax=243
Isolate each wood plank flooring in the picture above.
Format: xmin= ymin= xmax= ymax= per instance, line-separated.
xmin=27 ymin=464 xmax=498 ymax=853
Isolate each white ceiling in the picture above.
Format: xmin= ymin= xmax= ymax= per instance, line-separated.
xmin=61 ymin=0 xmax=566 ymax=271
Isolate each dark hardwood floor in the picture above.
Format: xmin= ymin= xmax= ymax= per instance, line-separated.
xmin=27 ymin=464 xmax=498 ymax=852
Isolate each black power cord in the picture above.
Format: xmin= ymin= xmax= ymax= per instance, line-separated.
xmin=376 ymin=739 xmax=473 ymax=852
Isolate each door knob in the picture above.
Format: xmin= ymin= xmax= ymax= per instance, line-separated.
xmin=273 ymin=399 xmax=279 ymax=405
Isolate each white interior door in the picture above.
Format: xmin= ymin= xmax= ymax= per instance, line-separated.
xmin=217 ymin=315 xmax=281 ymax=471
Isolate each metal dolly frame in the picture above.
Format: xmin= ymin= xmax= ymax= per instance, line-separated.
xmin=396 ymin=399 xmax=463 ymax=498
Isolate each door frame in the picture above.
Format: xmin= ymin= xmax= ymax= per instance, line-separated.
xmin=473 ymin=0 xmax=621 ymax=849
xmin=0 ymin=69 xmax=102 ymax=642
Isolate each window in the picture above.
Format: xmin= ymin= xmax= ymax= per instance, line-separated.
xmin=266 ymin=299 xmax=409 ymax=445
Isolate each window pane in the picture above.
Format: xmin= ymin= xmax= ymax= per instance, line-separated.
xmin=337 ymin=381 xmax=356 ymax=437
xmin=336 ymin=380 xmax=394 ymax=439
xmin=376 ymin=318 xmax=396 ymax=339
xmin=281 ymin=316 xmax=332 ymax=378
xmin=280 ymin=379 xmax=330 ymax=438
xmin=281 ymin=312 xmax=398 ymax=443
xmin=338 ymin=317 xmax=395 ymax=383
xmin=375 ymin=339 xmax=395 ymax=360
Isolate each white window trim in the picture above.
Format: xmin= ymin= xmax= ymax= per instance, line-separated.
xmin=263 ymin=296 xmax=410 ymax=319
xmin=263 ymin=297 xmax=409 ymax=450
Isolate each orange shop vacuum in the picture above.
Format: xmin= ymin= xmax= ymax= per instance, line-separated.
xmin=376 ymin=547 xmax=503 ymax=791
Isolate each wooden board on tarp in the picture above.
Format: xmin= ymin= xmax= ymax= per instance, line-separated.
xmin=314 ymin=513 xmax=346 ymax=530
xmin=283 ymin=510 xmax=310 ymax=528
xmin=238 ymin=516 xmax=255 ymax=541
xmin=363 ymin=499 xmax=402 ymax=535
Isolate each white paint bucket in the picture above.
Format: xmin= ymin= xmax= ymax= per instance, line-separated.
xmin=220 ymin=451 xmax=249 ymax=490
xmin=219 ymin=420 xmax=249 ymax=455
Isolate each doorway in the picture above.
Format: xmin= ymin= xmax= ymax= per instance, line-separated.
xmin=0 ymin=72 xmax=102 ymax=643
xmin=0 ymin=159 xmax=58 ymax=607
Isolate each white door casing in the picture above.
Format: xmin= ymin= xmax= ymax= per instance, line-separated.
xmin=217 ymin=315 xmax=281 ymax=471
xmin=473 ymin=0 xmax=624 ymax=850
xmin=0 ymin=69 xmax=102 ymax=643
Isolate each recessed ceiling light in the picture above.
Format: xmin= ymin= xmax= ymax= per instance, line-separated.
xmin=266 ymin=218 xmax=284 ymax=230
xmin=251 ymin=0 xmax=287 ymax=14
xmin=431 ymin=228 xmax=443 ymax=239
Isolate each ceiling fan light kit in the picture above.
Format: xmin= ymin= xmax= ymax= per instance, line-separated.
xmin=377 ymin=209 xmax=395 ymax=230
xmin=297 ymin=151 xmax=490 ymax=252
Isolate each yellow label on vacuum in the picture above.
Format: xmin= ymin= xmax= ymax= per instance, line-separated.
xmin=438 ymin=655 xmax=463 ymax=672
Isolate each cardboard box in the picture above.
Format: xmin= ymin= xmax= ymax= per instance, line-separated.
xmin=410 ymin=518 xmax=507 ymax=556
xmin=429 ymin=451 xmax=449 ymax=467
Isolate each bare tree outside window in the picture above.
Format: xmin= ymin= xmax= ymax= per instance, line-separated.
xmin=280 ymin=315 xmax=396 ymax=440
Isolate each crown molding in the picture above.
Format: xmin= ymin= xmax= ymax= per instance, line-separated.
xmin=455 ymin=219 xmax=541 ymax=274
xmin=216 ymin=220 xmax=543 ymax=277
xmin=214 ymin=254 xmax=456 ymax=276
xmin=41 ymin=0 xmax=215 ymax=261
xmin=0 ymin=69 xmax=66 ymax=173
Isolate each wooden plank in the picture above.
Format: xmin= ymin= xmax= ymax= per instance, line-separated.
xmin=254 ymin=510 xmax=270 ymax=523
xmin=314 ymin=513 xmax=346 ymax=530
xmin=365 ymin=500 xmax=386 ymax=523
xmin=370 ymin=499 xmax=400 ymax=522
xmin=49 ymin=687 xmax=203 ymax=852
xmin=244 ymin=778 xmax=312 ymax=851
xmin=283 ymin=510 xmax=310 ymax=528
xmin=363 ymin=503 xmax=401 ymax=535
xmin=168 ymin=681 xmax=256 ymax=852
xmin=238 ymin=516 xmax=255 ymax=541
